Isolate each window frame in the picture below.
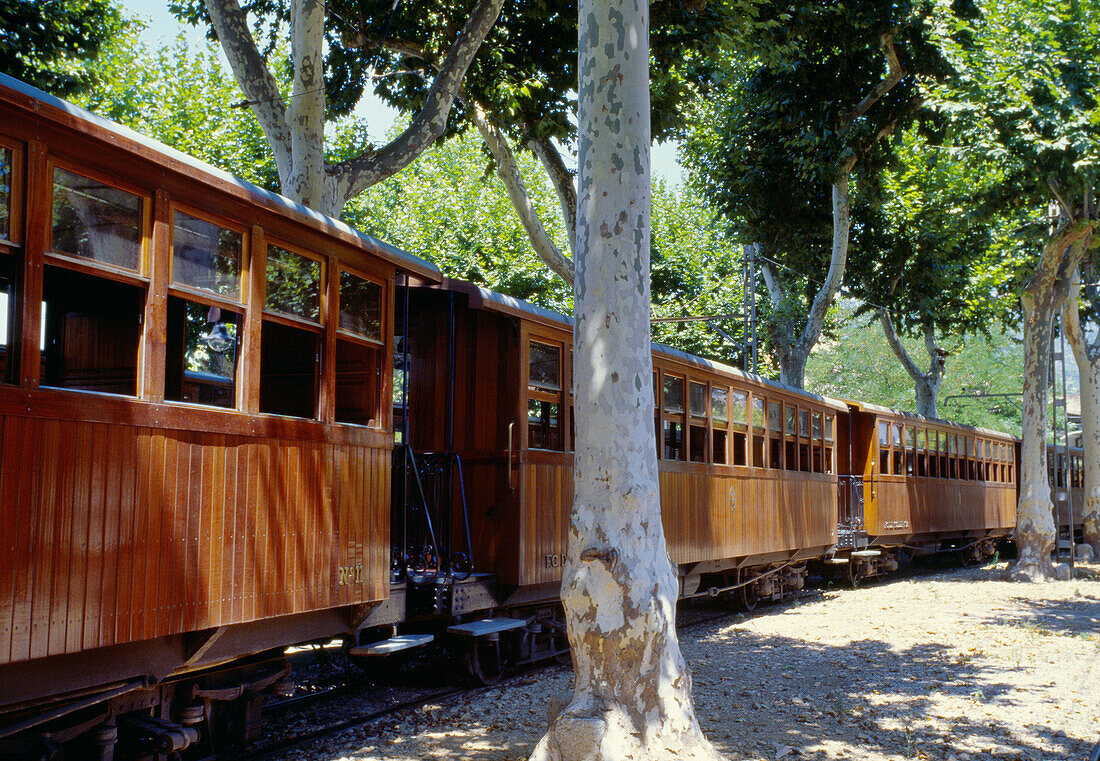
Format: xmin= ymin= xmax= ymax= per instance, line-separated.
xmin=0 ymin=136 xmax=25 ymax=252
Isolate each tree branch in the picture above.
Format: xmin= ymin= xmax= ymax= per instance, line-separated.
xmin=879 ymin=309 xmax=925 ymax=382
xmin=205 ymin=0 xmax=293 ymax=184
xmin=529 ymin=136 xmax=578 ymax=257
xmin=796 ymin=178 xmax=851 ymax=353
xmin=328 ymin=0 xmax=506 ymax=203
xmin=839 ymin=31 xmax=906 ymax=127
xmin=469 ymin=103 xmax=575 ymax=284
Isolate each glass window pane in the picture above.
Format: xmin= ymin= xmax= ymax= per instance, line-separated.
xmin=798 ymin=409 xmax=809 ymax=437
xmin=768 ymin=402 xmax=781 ymax=432
xmin=824 ymin=415 xmax=834 ymax=442
xmin=879 ymin=421 xmax=889 ymax=446
xmin=167 ymin=298 xmax=238 ymax=408
xmin=947 ymin=435 xmax=956 ymax=454
xmin=905 ymin=427 xmax=914 ymax=447
xmin=663 ymin=375 xmax=684 ymax=413
xmin=266 ymin=245 xmax=320 ymax=321
xmin=529 ymin=341 xmax=561 ymax=391
xmin=528 ymin=399 xmax=562 ymax=450
xmin=713 ymin=387 xmax=731 ymax=423
xmin=172 ymin=211 xmax=241 ymax=297
xmin=752 ymin=398 xmax=764 ymax=430
xmin=785 ymin=406 xmax=796 ymax=435
xmin=52 ymin=167 xmax=142 ymax=271
xmin=892 ymin=424 xmax=902 ymax=446
xmin=0 ymin=147 xmax=10 ymax=240
xmin=689 ymin=381 xmax=707 ymax=417
xmin=339 ymin=270 xmax=382 ymax=340
xmin=812 ymin=412 xmax=822 ymax=440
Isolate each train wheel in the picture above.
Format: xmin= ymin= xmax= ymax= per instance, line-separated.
xmin=739 ymin=580 xmax=759 ymax=612
xmin=464 ymin=637 xmax=504 ymax=686
xmin=846 ymin=561 xmax=863 ymax=588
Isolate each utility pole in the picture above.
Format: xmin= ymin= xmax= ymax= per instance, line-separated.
xmin=742 ymin=243 xmax=759 ymax=374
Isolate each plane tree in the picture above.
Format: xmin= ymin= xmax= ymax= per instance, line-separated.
xmin=845 ymin=123 xmax=1011 ymax=418
xmin=0 ymin=0 xmax=124 ymax=97
xmin=940 ymin=0 xmax=1100 ymax=580
xmin=683 ymin=0 xmax=961 ymax=389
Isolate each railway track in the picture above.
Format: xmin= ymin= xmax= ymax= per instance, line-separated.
xmin=235 ymin=556 xmax=992 ymax=761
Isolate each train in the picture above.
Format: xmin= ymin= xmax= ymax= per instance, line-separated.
xmin=0 ymin=73 xmax=1076 ymax=760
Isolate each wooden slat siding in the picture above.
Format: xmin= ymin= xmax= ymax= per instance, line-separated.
xmin=243 ymin=440 xmax=260 ymax=622
xmin=99 ymin=423 xmax=123 ymax=650
xmin=51 ymin=420 xmax=77 ymax=654
xmin=11 ymin=418 xmax=41 ymax=661
xmin=114 ymin=427 xmax=136 ymax=645
xmin=869 ymin=479 xmax=1017 ymax=538
xmin=82 ymin=423 xmax=107 ymax=650
xmin=0 ymin=417 xmax=15 ymax=658
xmin=29 ymin=420 xmax=57 ymax=658
xmin=67 ymin=421 xmax=93 ymax=655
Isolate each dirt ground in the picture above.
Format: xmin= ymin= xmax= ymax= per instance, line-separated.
xmin=285 ymin=561 xmax=1100 ymax=761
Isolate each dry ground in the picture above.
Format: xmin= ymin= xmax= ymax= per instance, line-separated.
xmin=283 ymin=561 xmax=1100 ymax=761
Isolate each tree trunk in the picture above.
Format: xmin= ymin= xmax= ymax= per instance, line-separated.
xmin=528 ymin=1 xmax=721 ymax=759
xmin=1011 ymin=224 xmax=1092 ymax=581
xmin=760 ymin=178 xmax=851 ymax=390
xmin=879 ymin=313 xmax=947 ymax=418
xmin=1062 ymin=268 xmax=1100 ymax=557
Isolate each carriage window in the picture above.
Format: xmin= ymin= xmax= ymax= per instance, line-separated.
xmin=724 ymin=388 xmax=744 ymax=466
xmin=165 ymin=298 xmax=238 ymax=407
xmin=904 ymin=426 xmax=915 ymax=476
xmin=823 ymin=414 xmax=834 ymax=473
xmin=41 ymin=266 xmax=142 ymax=395
xmin=266 ymin=245 xmax=321 ymax=321
xmin=339 ymin=271 xmax=382 ymax=341
xmin=811 ymin=412 xmax=823 ymax=473
xmin=752 ymin=397 xmax=765 ymax=467
xmin=879 ymin=421 xmax=890 ymax=475
xmin=260 ymin=321 xmax=319 ymax=418
xmin=172 ymin=211 xmax=241 ymax=298
xmin=528 ymin=341 xmax=563 ymax=450
xmin=663 ymin=375 xmax=685 ymax=460
xmin=663 ymin=375 xmax=684 ymax=413
xmin=688 ymin=381 xmax=707 ymax=463
xmin=892 ymin=424 xmax=904 ymax=476
xmin=714 ymin=387 xmax=732 ymax=466
xmin=797 ymin=408 xmax=810 ymax=472
xmin=335 ymin=339 xmax=381 ymax=426
xmin=0 ymin=147 xmax=10 ymax=240
xmin=51 ymin=167 xmax=142 ymax=272
xmin=769 ymin=401 xmax=782 ymax=469
xmin=916 ymin=429 xmax=927 ymax=477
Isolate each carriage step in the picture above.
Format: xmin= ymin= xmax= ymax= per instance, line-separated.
xmin=447 ymin=618 xmax=526 ymax=638
xmin=851 ymin=549 xmax=881 ymax=557
xmin=349 ymin=633 xmax=434 ymax=657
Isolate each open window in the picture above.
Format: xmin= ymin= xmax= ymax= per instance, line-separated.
xmin=713 ymin=386 xmax=732 ymax=465
xmin=166 ymin=209 xmax=242 ymax=408
xmin=528 ymin=340 xmax=563 ymax=450
xmin=662 ymin=374 xmax=685 ymax=460
xmin=768 ymin=401 xmax=782 ymax=469
xmin=823 ymin=413 xmax=834 ymax=474
xmin=904 ymin=426 xmax=915 ymax=476
xmin=879 ymin=421 xmax=890 ymax=475
xmin=947 ymin=434 xmax=958 ymax=479
xmin=916 ymin=428 xmax=927 ymax=476
xmin=785 ymin=405 xmax=797 ymax=471
xmin=812 ymin=411 xmax=823 ymax=473
xmin=689 ymin=380 xmax=708 ymax=463
xmin=335 ymin=269 xmax=384 ymax=426
xmin=798 ymin=408 xmax=811 ymax=472
xmin=751 ymin=396 xmax=765 ymax=467
xmin=43 ymin=166 xmax=146 ymax=396
xmin=260 ymin=243 xmax=322 ymax=418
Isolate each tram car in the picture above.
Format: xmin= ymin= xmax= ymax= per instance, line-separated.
xmin=393 ymin=280 xmax=844 ymax=626
xmin=0 ymin=74 xmax=440 ymax=758
xmin=834 ymin=402 xmax=1018 ymax=583
xmin=1047 ymin=444 xmax=1087 ymax=551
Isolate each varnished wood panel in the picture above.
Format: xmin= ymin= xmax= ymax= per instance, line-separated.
xmin=868 ymin=478 xmax=1016 ymax=538
xmin=512 ymin=456 xmax=839 ymax=587
xmin=0 ymin=412 xmax=390 ymax=665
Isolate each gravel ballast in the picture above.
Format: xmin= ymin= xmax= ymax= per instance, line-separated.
xmin=279 ymin=562 xmax=1100 ymax=761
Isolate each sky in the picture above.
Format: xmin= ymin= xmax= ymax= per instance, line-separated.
xmin=113 ymin=0 xmax=684 ymax=183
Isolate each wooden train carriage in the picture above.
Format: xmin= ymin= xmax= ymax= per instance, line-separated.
xmin=849 ymin=402 xmax=1017 ymax=551
xmin=403 ymin=280 xmax=842 ymax=601
xmin=1046 ymin=444 xmax=1085 ymax=543
xmin=0 ymin=75 xmax=439 ymax=711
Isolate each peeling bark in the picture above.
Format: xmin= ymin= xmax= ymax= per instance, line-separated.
xmin=1011 ymin=223 xmax=1093 ymax=582
xmin=528 ymin=0 xmax=721 ymax=759
xmin=530 ymin=136 xmax=579 ymax=257
xmin=761 ymin=178 xmax=851 ymax=389
xmin=879 ymin=313 xmax=948 ymax=418
xmin=469 ymin=105 xmax=575 ymax=284
xmin=1062 ymin=268 xmax=1100 ymax=556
